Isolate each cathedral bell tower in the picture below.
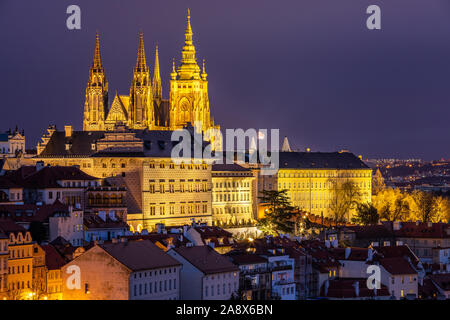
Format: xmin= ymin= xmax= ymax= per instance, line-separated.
xmin=169 ymin=9 xmax=214 ymax=133
xmin=129 ymin=32 xmax=154 ymax=129
xmin=83 ymin=32 xmax=109 ymax=131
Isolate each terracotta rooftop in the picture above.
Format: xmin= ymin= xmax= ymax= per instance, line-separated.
xmin=100 ymin=240 xmax=181 ymax=272
xmin=41 ymin=244 xmax=67 ymax=270
xmin=171 ymin=245 xmax=239 ymax=275
xmin=320 ymin=278 xmax=390 ymax=299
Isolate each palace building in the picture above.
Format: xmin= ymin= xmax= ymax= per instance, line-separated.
xmin=80 ymin=9 xmax=219 ymax=135
xmin=275 ymin=151 xmax=372 ymax=218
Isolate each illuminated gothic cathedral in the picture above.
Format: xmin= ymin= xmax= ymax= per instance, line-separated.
xmin=83 ymin=10 xmax=218 ymax=134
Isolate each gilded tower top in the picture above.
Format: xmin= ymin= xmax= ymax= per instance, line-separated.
xmin=92 ymin=32 xmax=103 ymax=69
xmin=152 ymin=45 xmax=162 ymax=100
xmin=177 ymin=9 xmax=201 ymax=80
xmin=135 ymin=31 xmax=149 ymax=73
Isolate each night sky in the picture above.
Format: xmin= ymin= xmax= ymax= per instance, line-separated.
xmin=1 ymin=0 xmax=450 ymax=160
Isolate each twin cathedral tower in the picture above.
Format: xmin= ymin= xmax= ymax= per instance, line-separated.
xmin=83 ymin=10 xmax=218 ymax=134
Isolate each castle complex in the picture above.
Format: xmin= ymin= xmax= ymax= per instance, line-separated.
xmin=82 ymin=9 xmax=218 ymax=134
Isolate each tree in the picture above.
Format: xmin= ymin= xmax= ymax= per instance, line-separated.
xmin=328 ymin=179 xmax=362 ymax=225
xmin=411 ymin=190 xmax=441 ymax=222
xmin=352 ymin=203 xmax=379 ymax=225
xmin=257 ymin=190 xmax=299 ymax=236
xmin=373 ymin=188 xmax=410 ymax=222
xmin=372 ymin=168 xmax=386 ymax=195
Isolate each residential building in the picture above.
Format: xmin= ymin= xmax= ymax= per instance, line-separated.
xmin=62 ymin=239 xmax=181 ymax=300
xmin=0 ymin=220 xmax=33 ymax=300
xmin=167 ymin=245 xmax=239 ymax=300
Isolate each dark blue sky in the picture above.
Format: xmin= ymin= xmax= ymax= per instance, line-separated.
xmin=1 ymin=0 xmax=450 ymax=160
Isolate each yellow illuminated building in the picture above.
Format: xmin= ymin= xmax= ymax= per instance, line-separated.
xmin=276 ymin=151 xmax=372 ymax=219
xmin=0 ymin=222 xmax=34 ymax=300
xmin=211 ymin=164 xmax=256 ymax=225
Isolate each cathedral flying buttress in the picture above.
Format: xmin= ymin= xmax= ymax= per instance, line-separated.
xmin=82 ymin=10 xmax=219 ymax=138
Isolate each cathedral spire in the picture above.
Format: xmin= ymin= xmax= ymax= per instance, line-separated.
xmin=93 ymin=31 xmax=103 ymax=69
xmin=177 ymin=8 xmax=200 ymax=79
xmin=135 ymin=31 xmax=148 ymax=72
xmin=153 ymin=44 xmax=162 ymax=100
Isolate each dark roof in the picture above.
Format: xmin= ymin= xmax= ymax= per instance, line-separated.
xmin=84 ymin=213 xmax=128 ymax=230
xmin=39 ymin=131 xmax=106 ymax=157
xmin=0 ymin=201 xmax=70 ymax=223
xmin=379 ymin=257 xmax=417 ymax=275
xmin=21 ymin=166 xmax=97 ymax=188
xmin=320 ymin=278 xmax=390 ymax=298
xmin=212 ymin=163 xmax=251 ymax=172
xmin=278 ymin=151 xmax=370 ymax=169
xmin=41 ymin=244 xmax=67 ymax=270
xmin=99 ymin=240 xmax=181 ymax=271
xmin=389 ymin=222 xmax=450 ymax=239
xmin=227 ymin=253 xmax=268 ymax=266
xmin=39 ymin=128 xmax=211 ymax=159
xmin=429 ymin=274 xmax=450 ymax=291
xmin=1 ymin=165 xmax=97 ymax=189
xmin=346 ymin=225 xmax=394 ymax=239
xmin=172 ymin=246 xmax=239 ymax=274
xmin=0 ymin=219 xmax=27 ymax=235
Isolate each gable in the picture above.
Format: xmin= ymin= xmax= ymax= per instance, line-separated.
xmin=106 ymin=95 xmax=128 ymax=122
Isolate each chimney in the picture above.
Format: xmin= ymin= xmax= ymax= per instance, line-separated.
xmin=353 ymin=281 xmax=360 ymax=297
xmin=64 ymin=125 xmax=73 ymax=138
xmin=98 ymin=211 xmax=106 ymax=221
xmin=112 ymin=238 xmax=118 ymax=244
xmin=120 ymin=237 xmax=127 ymax=243
xmin=345 ymin=247 xmax=351 ymax=259
xmin=36 ymin=161 xmax=45 ymax=171
xmin=428 ymin=221 xmax=433 ymax=228
xmin=367 ymin=248 xmax=373 ymax=262
xmin=331 ymin=239 xmax=339 ymax=248
xmin=156 ymin=223 xmax=165 ymax=234
xmin=324 ymin=279 xmax=329 ymax=296
xmin=393 ymin=221 xmax=402 ymax=231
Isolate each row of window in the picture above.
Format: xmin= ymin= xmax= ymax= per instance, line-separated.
xmin=148 ymin=163 xmax=208 ymax=170
xmin=280 ymin=181 xmax=371 ymax=190
xmin=148 ymin=204 xmax=208 ymax=216
xmin=148 ymin=181 xmax=209 ymax=193
xmin=213 ymin=206 xmax=251 ymax=215
xmin=279 ymin=172 xmax=371 ymax=178
xmin=214 ymin=181 xmax=250 ymax=188
xmin=132 ymin=279 xmax=177 ymax=297
xmin=9 ymin=264 xmax=31 ymax=274
xmin=204 ymin=282 xmax=237 ymax=297
xmin=10 ymin=248 xmax=31 ymax=259
xmin=213 ymin=193 xmax=250 ymax=202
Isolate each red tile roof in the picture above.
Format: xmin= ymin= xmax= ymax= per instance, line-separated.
xmin=172 ymin=245 xmax=239 ymax=274
xmin=379 ymin=257 xmax=417 ymax=275
xmin=100 ymin=240 xmax=181 ymax=271
xmin=320 ymin=278 xmax=390 ymax=299
xmin=41 ymin=244 xmax=67 ymax=270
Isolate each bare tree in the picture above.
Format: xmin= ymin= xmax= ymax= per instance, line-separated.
xmin=328 ymin=179 xmax=362 ymax=225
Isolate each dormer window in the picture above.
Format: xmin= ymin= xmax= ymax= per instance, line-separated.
xmin=65 ymin=144 xmax=71 ymax=151
xmin=91 ymin=143 xmax=96 ymax=151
